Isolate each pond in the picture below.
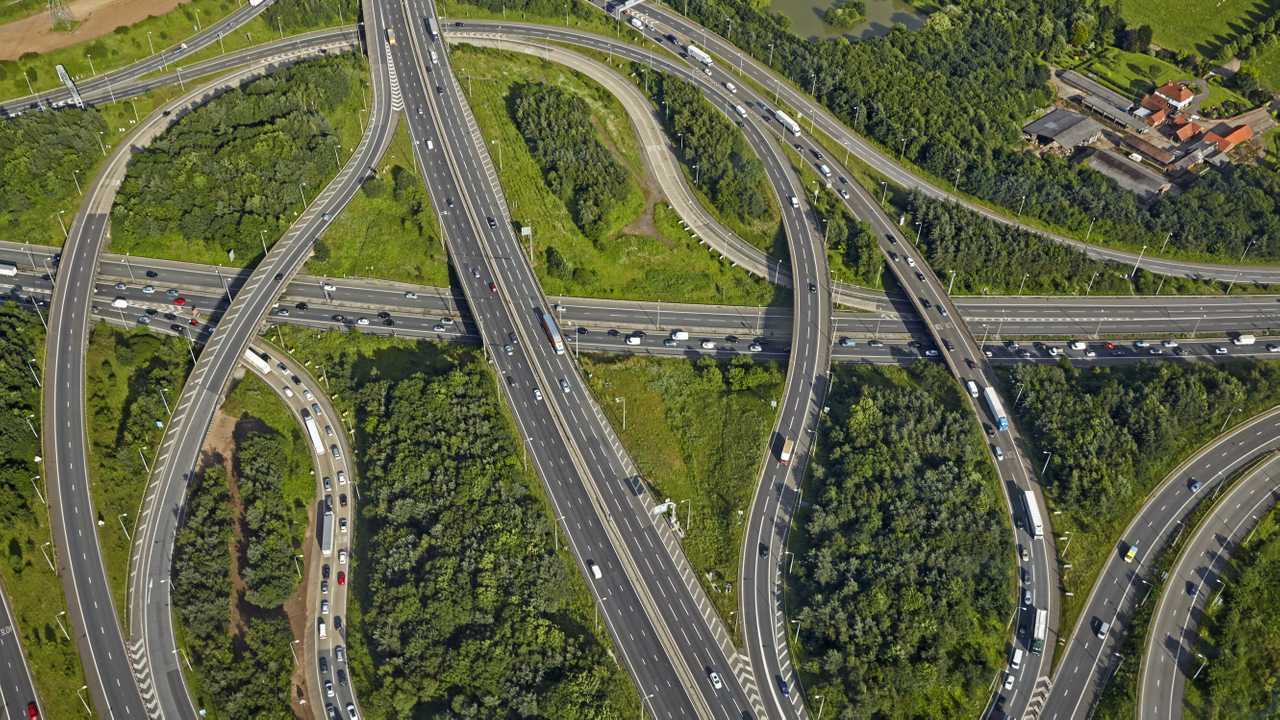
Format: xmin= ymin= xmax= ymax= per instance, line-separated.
xmin=767 ymin=0 xmax=924 ymax=41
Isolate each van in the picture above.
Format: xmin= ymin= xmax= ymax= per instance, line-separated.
xmin=789 ymin=196 xmax=799 ymax=208
xmin=111 ymin=297 xmax=129 ymax=309
xmin=318 ymin=618 xmax=328 ymax=639
xmin=733 ymin=104 xmax=746 ymax=118
xmin=724 ymin=81 xmax=737 ymax=94
xmin=670 ymin=330 xmax=689 ymax=341
xmin=589 ymin=561 xmax=602 ymax=580
xmin=1233 ymin=334 xmax=1256 ymax=345
xmin=819 ymin=164 xmax=832 ymax=177
xmin=965 ymin=380 xmax=979 ymax=398
xmin=625 ymin=334 xmax=642 ymax=346
xmin=1010 ymin=648 xmax=1023 ymax=671
xmin=1069 ymin=340 xmax=1087 ymax=351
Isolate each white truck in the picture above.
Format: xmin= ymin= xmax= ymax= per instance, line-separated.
xmin=629 ymin=16 xmax=644 ymax=30
xmin=774 ymin=109 xmax=801 ymax=136
xmin=321 ymin=510 xmax=334 ymax=557
xmin=686 ymin=44 xmax=713 ymax=66
xmin=1232 ymin=334 xmax=1256 ymax=345
xmin=242 ymin=349 xmax=272 ymax=375
xmin=0 ymin=262 xmax=16 ymax=277
xmin=670 ymin=330 xmax=689 ymax=340
xmin=302 ymin=410 xmax=325 ymax=455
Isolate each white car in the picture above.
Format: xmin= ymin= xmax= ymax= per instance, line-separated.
xmin=700 ymin=340 xmax=716 ymax=350
xmin=1003 ymin=674 xmax=1015 ymax=691
xmin=533 ymin=388 xmax=543 ymax=401
xmin=282 ymin=386 xmax=294 ymax=398
xmin=322 ymin=282 xmax=337 ymax=293
xmin=346 ymin=703 xmax=358 ymax=720
xmin=709 ymin=671 xmax=723 ymax=689
xmin=337 ymin=471 xmax=348 ymax=486
xmin=320 ymin=599 xmax=330 ymax=615
xmin=325 ymin=680 xmax=334 ymax=697
xmin=1162 ymin=339 xmax=1179 ymax=348
xmin=356 ymin=317 xmax=370 ymax=326
xmin=1214 ymin=346 xmax=1229 ymax=355
xmin=1134 ymin=340 xmax=1150 ymax=348
xmin=559 ymin=378 xmax=570 ymax=393
xmin=338 ymin=549 xmax=348 ymax=565
xmin=339 ymin=518 xmax=348 ymax=533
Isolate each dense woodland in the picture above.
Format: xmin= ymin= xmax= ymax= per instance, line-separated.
xmin=263 ymin=0 xmax=358 ymax=32
xmin=351 ymin=360 xmax=630 ymax=718
xmin=510 ymin=83 xmax=630 ymax=242
xmin=0 ymin=303 xmax=40 ymax=530
xmin=173 ymin=463 xmax=295 ymax=719
xmin=1007 ymin=361 xmax=1280 ymax=523
xmin=810 ymin=182 xmax=880 ymax=286
xmin=0 ymin=109 xmax=105 ymax=243
xmin=111 ymin=54 xmax=362 ymax=261
xmin=678 ymin=0 xmax=1280 ymax=261
xmin=644 ymin=72 xmax=772 ymax=227
xmin=905 ymin=191 xmax=1235 ymax=295
xmin=796 ymin=362 xmax=1011 ymax=718
xmin=234 ymin=430 xmax=300 ymax=609
xmin=1196 ymin=512 xmax=1280 ymax=718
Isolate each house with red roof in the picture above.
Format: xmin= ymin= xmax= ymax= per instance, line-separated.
xmin=1203 ymin=124 xmax=1254 ymax=153
xmin=1154 ymin=82 xmax=1195 ymax=110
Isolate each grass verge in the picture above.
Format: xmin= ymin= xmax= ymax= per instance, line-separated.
xmin=450 ymin=42 xmax=780 ymax=305
xmin=306 ymin=115 xmax=450 ymax=287
xmin=580 ymin=353 xmax=786 ymax=633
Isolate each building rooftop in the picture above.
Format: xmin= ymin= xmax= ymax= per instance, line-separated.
xmin=1058 ymin=69 xmax=1134 ymax=110
xmin=1121 ymin=134 xmax=1175 ymax=166
xmin=1086 ymin=150 xmax=1172 ymax=200
xmin=1155 ymin=81 xmax=1195 ymax=104
xmin=1081 ymin=94 xmax=1150 ymax=133
xmin=1023 ymin=108 xmax=1103 ymax=149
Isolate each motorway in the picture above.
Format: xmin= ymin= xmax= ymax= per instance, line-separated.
xmin=36 ymin=37 xmax=356 ymax=718
xmin=1040 ymin=408 xmax=1280 ymax=720
xmin=631 ymin=3 xmax=1280 ymax=286
xmin=122 ymin=5 xmax=393 ymax=717
xmin=0 ymin=576 xmax=38 ymax=720
xmin=0 ymin=0 xmax=275 ymax=114
xmin=1137 ymin=454 xmax=1280 ymax=720
xmin=239 ymin=344 xmax=363 ymax=718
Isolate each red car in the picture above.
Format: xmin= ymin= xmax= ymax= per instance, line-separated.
xmin=337 ymin=571 xmax=346 ymax=586
xmin=27 ymin=702 xmax=39 ymax=720
xmin=488 ymin=281 xmax=497 ymax=293
xmin=1103 ymin=341 xmax=1116 ymax=350
xmin=173 ymin=297 xmax=186 ymax=306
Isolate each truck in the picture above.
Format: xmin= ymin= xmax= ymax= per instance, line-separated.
xmin=242 ymin=348 xmax=272 ymax=375
xmin=1031 ymin=608 xmax=1047 ymax=654
xmin=385 ymin=27 xmax=397 ymax=46
xmin=426 ymin=15 xmax=440 ymax=40
xmin=249 ymin=0 xmax=265 ymax=6
xmin=321 ymin=510 xmax=334 ymax=557
xmin=539 ymin=309 xmax=566 ymax=355
xmin=779 ymin=436 xmax=795 ymax=464
xmin=629 ymin=16 xmax=644 ymax=30
xmin=686 ymin=44 xmax=713 ymax=66
xmin=983 ymin=386 xmax=1008 ymax=431
xmin=1232 ymin=334 xmax=1256 ymax=345
xmin=302 ymin=409 xmax=325 ymax=455
xmin=0 ymin=262 xmax=16 ymax=277
xmin=774 ymin=109 xmax=801 ymax=136
xmin=1023 ymin=489 xmax=1043 ymax=539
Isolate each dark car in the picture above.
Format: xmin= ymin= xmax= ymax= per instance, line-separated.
xmin=296 ymin=301 xmax=309 ymax=310
xmin=759 ymin=543 xmax=769 ymax=558
xmin=377 ymin=311 xmax=391 ymax=319
xmin=322 ymin=563 xmax=331 ymax=579
xmin=145 ymin=270 xmax=158 ymax=278
xmin=778 ymin=677 xmax=790 ymax=697
xmin=487 ymin=216 xmax=497 ymax=229
xmin=808 ymin=283 xmax=817 ymax=293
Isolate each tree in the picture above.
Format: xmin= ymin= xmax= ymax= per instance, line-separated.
xmin=1122 ymin=24 xmax=1153 ymax=52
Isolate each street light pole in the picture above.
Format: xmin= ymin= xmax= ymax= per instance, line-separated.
xmin=1130 ymin=244 xmax=1148 ymax=279
xmin=1041 ymin=451 xmax=1052 ymax=476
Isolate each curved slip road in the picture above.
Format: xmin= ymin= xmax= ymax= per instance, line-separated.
xmin=1041 ymin=407 xmax=1280 ymax=720
xmin=1137 ymin=453 xmax=1280 ymax=720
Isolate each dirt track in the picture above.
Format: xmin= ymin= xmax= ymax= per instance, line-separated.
xmin=0 ymin=0 xmax=185 ymax=60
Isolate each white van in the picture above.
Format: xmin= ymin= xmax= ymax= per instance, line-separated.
xmin=733 ymin=104 xmax=746 ymax=118
xmin=318 ymin=618 xmax=328 ymax=639
xmin=724 ymin=81 xmax=737 ymax=94
xmin=819 ymin=163 xmax=832 ymax=177
xmin=1010 ymin=648 xmax=1024 ymax=670
xmin=1069 ymin=340 xmax=1087 ymax=351
xmin=965 ymin=380 xmax=979 ymax=398
xmin=670 ymin=330 xmax=689 ymax=341
xmin=589 ymin=561 xmax=602 ymax=580
xmin=625 ymin=334 xmax=642 ymax=346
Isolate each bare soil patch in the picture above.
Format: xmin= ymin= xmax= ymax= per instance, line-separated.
xmin=0 ymin=0 xmax=184 ymax=60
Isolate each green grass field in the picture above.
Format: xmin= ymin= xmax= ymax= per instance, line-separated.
xmin=84 ymin=324 xmax=192 ymax=624
xmin=1115 ymin=0 xmax=1279 ymax=57
xmin=1085 ymin=47 xmax=1250 ymax=113
xmin=580 ymin=353 xmax=785 ymax=629
xmin=306 ymin=116 xmax=450 ymax=287
xmin=1249 ymin=39 xmax=1280 ymax=92
xmin=451 ymin=42 xmax=781 ymax=305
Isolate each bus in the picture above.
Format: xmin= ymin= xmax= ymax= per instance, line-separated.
xmin=1031 ymin=608 xmax=1047 ymax=654
xmin=426 ymin=16 xmax=440 ymax=40
xmin=539 ymin=309 xmax=565 ymax=355
xmin=983 ymin=386 xmax=1008 ymax=431
xmin=1023 ymin=489 xmax=1043 ymax=539
xmin=242 ymin=349 xmax=272 ymax=375
xmin=386 ymin=27 xmax=397 ymax=46
xmin=301 ymin=409 xmax=325 ymax=456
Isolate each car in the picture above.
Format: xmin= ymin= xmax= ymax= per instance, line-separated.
xmin=1023 ymin=589 xmax=1032 ymax=606
xmin=335 ymin=645 xmax=346 ymax=663
xmin=325 ymin=425 xmax=334 ymax=437
xmin=994 ymin=445 xmax=1005 ymax=462
xmin=339 ymin=493 xmax=348 ymax=508
xmin=169 ymin=323 xmax=185 ymax=333
xmin=321 ymin=579 xmax=329 ymax=594
xmin=337 ymin=668 xmax=347 ymax=686
xmin=331 ymin=444 xmax=342 ymax=460
xmin=983 ymin=423 xmax=994 ymax=437
xmin=1004 ymin=340 xmax=1019 ymax=350
xmin=923 ymin=348 xmax=939 ymax=358
xmin=778 ymin=677 xmax=790 ymax=698
xmin=274 ymin=272 xmax=284 ymax=282
xmin=920 ymin=297 xmax=932 ymax=309
xmin=321 ymin=599 xmax=330 ymax=615
xmin=939 ymin=307 xmax=949 ymax=318
xmin=840 ymin=337 xmax=857 ymax=348
xmin=1004 ymin=674 xmax=1015 ymax=691
xmin=312 ymin=402 xmax=323 ymax=415
xmin=432 ymin=324 xmax=446 ymax=332
xmin=173 ymin=296 xmax=186 ymax=306
xmin=1214 ymin=346 xmax=1229 ymax=355
xmin=356 ymin=317 xmax=370 ymax=326
xmin=808 ymin=283 xmax=817 ymax=293
xmin=323 ymin=476 xmax=332 ymax=492
xmin=663 ymin=338 xmax=678 ymax=347
xmin=1020 ymin=545 xmax=1030 ymax=562
xmin=321 ymin=212 xmax=331 ymax=221
xmin=1162 ymin=339 xmax=1179 ymax=348
xmin=1268 ymin=344 xmax=1280 ymax=353
xmin=324 ymin=680 xmax=335 ymax=697
xmin=749 ymin=343 xmax=763 ymax=352
xmin=332 ymin=314 xmax=346 ymax=323
xmin=559 ymin=377 xmax=571 ymax=393
xmin=868 ymin=340 xmax=884 ymax=348
xmin=1124 ymin=544 xmax=1138 ymax=563
xmin=1189 ymin=478 xmax=1201 ymax=492
xmin=1149 ymin=348 xmax=1163 ymax=355
xmin=296 ymin=301 xmax=309 ymax=310
xmin=709 ymin=671 xmax=723 ymax=690
xmin=1084 ymin=349 xmax=1097 ymax=358
xmin=445 ymin=198 xmax=454 ymax=208
xmin=488 ymin=281 xmax=498 ymax=293
xmin=906 ymin=256 xmax=916 ymax=267
xmin=965 ymin=357 xmax=976 ymax=370
xmin=319 ymin=656 xmax=329 ymax=674
xmin=114 ymin=282 xmax=126 ymax=290
xmin=943 ymin=339 xmax=955 ymax=352
xmin=701 ymin=340 xmax=716 ymax=350
xmin=889 ymin=251 xmax=899 ymax=262
xmin=839 ymin=189 xmax=850 ymax=199
xmin=507 ymin=330 xmax=518 ymax=345
xmin=1095 ymin=619 xmax=1110 ymax=640
xmin=377 ymin=311 xmax=391 ymax=320
xmin=337 ymin=571 xmax=346 ymax=585
xmin=274 ymin=308 xmax=290 ymax=317
xmin=141 ymin=285 xmax=155 ymax=294
xmin=339 ymin=518 xmax=348 ymax=533
xmin=1134 ymin=340 xmax=1150 ymax=348
xmin=291 ymin=374 xmax=302 ymax=386
xmin=533 ymin=388 xmax=543 ymax=401
xmin=404 ymin=290 xmax=418 ymax=299
xmin=486 ymin=216 xmax=497 ymax=229
xmin=1020 ymin=350 xmax=1033 ymax=359
xmin=503 ymin=343 xmax=513 ymax=356
xmin=915 ymin=270 xmax=925 ymax=281
xmin=1104 ymin=341 xmax=1116 ymax=350
xmin=339 ymin=549 xmax=348 ymax=565
xmin=133 ymin=314 xmax=151 ymax=325
xmin=759 ymin=543 xmax=769 ymax=558
xmin=322 ymin=282 xmax=337 ymax=293
xmin=322 ymin=563 xmax=331 ymax=579
xmin=326 ymin=705 xmax=339 ymax=720
xmin=337 ymin=470 xmax=347 ymax=485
